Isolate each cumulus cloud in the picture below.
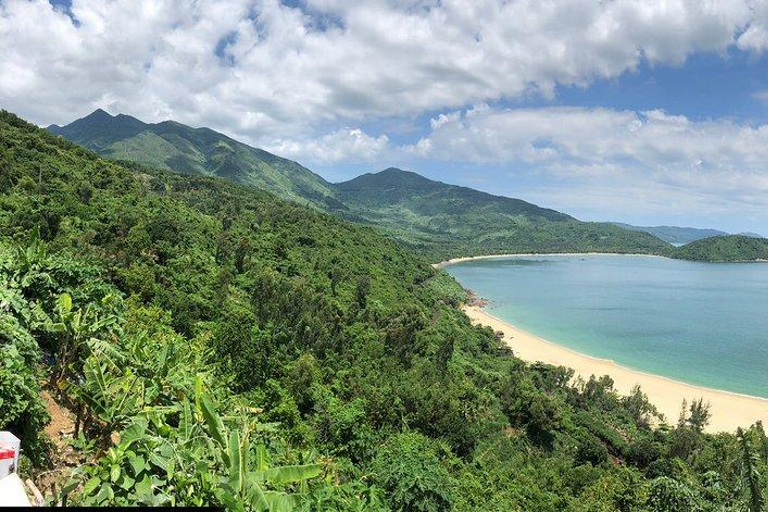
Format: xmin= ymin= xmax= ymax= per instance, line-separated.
xmin=413 ymin=105 xmax=768 ymax=175
xmin=0 ymin=0 xmax=765 ymax=141
xmin=737 ymin=1 xmax=768 ymax=52
xmin=406 ymin=105 xmax=768 ymax=221
xmin=265 ymin=127 xmax=389 ymax=163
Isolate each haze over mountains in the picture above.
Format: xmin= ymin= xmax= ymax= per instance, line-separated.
xmin=47 ymin=109 xmax=757 ymax=259
xmin=611 ymin=224 xmax=764 ymax=246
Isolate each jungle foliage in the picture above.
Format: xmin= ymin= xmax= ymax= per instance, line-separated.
xmin=670 ymin=235 xmax=768 ymax=262
xmin=3 ymin=109 xmax=768 ymax=510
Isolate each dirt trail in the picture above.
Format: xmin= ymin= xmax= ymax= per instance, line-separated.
xmin=42 ymin=390 xmax=75 ymax=449
xmin=35 ymin=390 xmax=79 ymax=501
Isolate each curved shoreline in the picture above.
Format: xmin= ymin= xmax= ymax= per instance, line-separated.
xmin=433 ymin=251 xmax=665 ymax=268
xmin=462 ymin=306 xmax=768 ymax=434
xmin=440 ymin=254 xmax=768 ymax=433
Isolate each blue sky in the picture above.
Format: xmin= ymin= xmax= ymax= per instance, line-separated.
xmin=555 ymin=52 xmax=768 ymax=123
xmin=322 ymin=50 xmax=768 ymax=170
xmin=3 ymin=0 xmax=768 ymax=234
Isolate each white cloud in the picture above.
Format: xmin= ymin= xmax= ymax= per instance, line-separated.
xmin=0 ymin=0 xmax=764 ymax=141
xmin=406 ymin=105 xmax=768 ymax=221
xmin=265 ymin=127 xmax=389 ymax=163
xmin=413 ymin=106 xmax=768 ymax=177
xmin=737 ymin=1 xmax=768 ymax=52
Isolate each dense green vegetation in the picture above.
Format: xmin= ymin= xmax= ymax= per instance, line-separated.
xmin=610 ymin=223 xmax=729 ymax=246
xmin=334 ymin=168 xmax=672 ymax=260
xmin=671 ymin=235 xmax=768 ymax=262
xmin=48 ymin=109 xmax=339 ymax=208
xmin=5 ymin=109 xmax=768 ymax=510
xmin=49 ymin=112 xmax=673 ymax=262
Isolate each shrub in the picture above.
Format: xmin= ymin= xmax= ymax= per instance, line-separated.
xmin=370 ymin=432 xmax=454 ymax=512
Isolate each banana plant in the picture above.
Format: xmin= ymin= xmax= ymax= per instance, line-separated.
xmin=197 ymin=389 xmax=322 ymax=511
xmin=10 ymin=227 xmax=54 ymax=292
xmin=47 ymin=292 xmax=120 ymax=387
xmin=67 ymin=350 xmax=140 ymax=453
xmin=738 ymin=426 xmax=766 ymax=512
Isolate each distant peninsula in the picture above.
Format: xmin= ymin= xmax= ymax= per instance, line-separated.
xmin=670 ymin=235 xmax=768 ymax=262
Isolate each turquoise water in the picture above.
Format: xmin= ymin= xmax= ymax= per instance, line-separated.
xmin=446 ymin=255 xmax=768 ymax=397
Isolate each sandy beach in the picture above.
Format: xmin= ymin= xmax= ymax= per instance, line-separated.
xmin=463 ymin=304 xmax=768 ymax=433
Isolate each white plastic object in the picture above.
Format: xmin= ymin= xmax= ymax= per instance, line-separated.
xmin=0 ymin=431 xmax=20 ymax=478
xmin=0 ymin=473 xmax=32 ymax=506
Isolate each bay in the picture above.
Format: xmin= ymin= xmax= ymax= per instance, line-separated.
xmin=446 ymin=254 xmax=768 ymax=397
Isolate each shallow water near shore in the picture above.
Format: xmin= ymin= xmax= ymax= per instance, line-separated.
xmin=446 ymin=254 xmax=768 ymax=398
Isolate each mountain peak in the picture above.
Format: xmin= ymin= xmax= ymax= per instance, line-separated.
xmin=338 ymin=167 xmax=440 ymax=191
xmin=46 ymin=108 xmax=147 ymax=151
xmin=380 ymin=166 xmax=409 ymax=174
xmin=86 ymin=108 xmax=113 ymax=119
xmin=378 ymin=167 xmax=427 ymax=178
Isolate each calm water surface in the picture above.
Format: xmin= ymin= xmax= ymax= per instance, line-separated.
xmin=446 ymin=255 xmax=768 ymax=397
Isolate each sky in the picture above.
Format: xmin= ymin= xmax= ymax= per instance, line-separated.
xmin=2 ymin=0 xmax=768 ymax=234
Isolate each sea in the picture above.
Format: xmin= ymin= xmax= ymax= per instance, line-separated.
xmin=446 ymin=254 xmax=768 ymax=397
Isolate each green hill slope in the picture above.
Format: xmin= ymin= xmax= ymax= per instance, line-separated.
xmin=48 ymin=109 xmax=340 ymax=207
xmin=335 ymin=168 xmax=672 ymax=259
xmin=3 ymin=109 xmax=757 ymax=509
xmin=671 ymin=235 xmax=768 ymax=262
xmin=611 ymin=223 xmax=728 ymax=245
xmin=48 ymin=113 xmax=671 ymax=261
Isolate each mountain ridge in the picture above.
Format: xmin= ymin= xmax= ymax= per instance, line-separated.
xmin=49 ymin=110 xmax=672 ymax=260
xmin=47 ymin=109 xmax=338 ymax=207
xmin=334 ymin=167 xmax=671 ymax=259
xmin=336 ymin=167 xmax=571 ymax=222
xmin=610 ymin=223 xmax=729 ymax=245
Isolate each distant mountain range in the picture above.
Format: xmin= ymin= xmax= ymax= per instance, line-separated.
xmin=610 ymin=223 xmax=728 ymax=245
xmin=45 ymin=110 xmax=705 ymax=260
xmin=611 ymin=223 xmax=763 ymax=245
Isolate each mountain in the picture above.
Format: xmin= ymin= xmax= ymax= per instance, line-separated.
xmin=334 ymin=168 xmax=672 ymax=259
xmin=47 ymin=108 xmax=148 ymax=150
xmin=48 ymin=111 xmax=672 ymax=261
xmin=611 ymin=223 xmax=728 ymax=245
xmin=670 ymin=235 xmax=768 ymax=262
xmin=47 ymin=109 xmax=340 ymax=207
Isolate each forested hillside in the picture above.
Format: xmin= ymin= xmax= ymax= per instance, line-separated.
xmin=48 ymin=112 xmax=672 ymax=262
xmin=611 ymin=223 xmax=728 ymax=245
xmin=3 ymin=109 xmax=767 ymax=510
xmin=335 ymin=168 xmax=672 ymax=260
xmin=671 ymin=235 xmax=768 ymax=262
xmin=48 ymin=109 xmax=339 ymax=208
